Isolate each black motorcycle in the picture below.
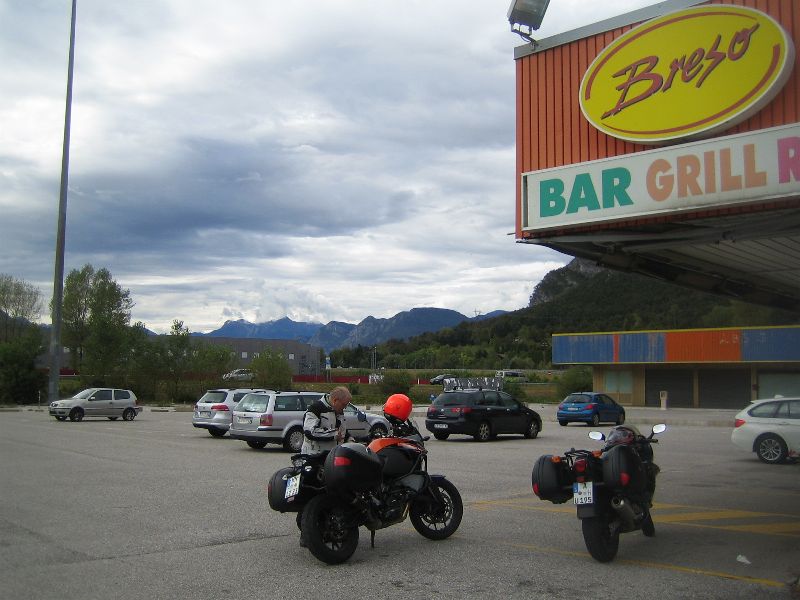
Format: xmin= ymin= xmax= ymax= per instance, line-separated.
xmin=271 ymin=418 xmax=463 ymax=564
xmin=531 ymin=423 xmax=666 ymax=562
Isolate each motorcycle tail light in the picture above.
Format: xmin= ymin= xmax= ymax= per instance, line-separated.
xmin=734 ymin=418 xmax=746 ymax=428
xmin=532 ymin=483 xmax=540 ymax=497
xmin=333 ymin=456 xmax=352 ymax=467
xmin=619 ymin=472 xmax=630 ymax=487
xmin=211 ymin=404 xmax=229 ymax=411
xmin=260 ymin=414 xmax=273 ymax=426
xmin=574 ymin=458 xmax=587 ymax=473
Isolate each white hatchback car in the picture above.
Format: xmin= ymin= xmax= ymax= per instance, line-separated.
xmin=49 ymin=388 xmax=141 ymax=422
xmin=731 ymin=397 xmax=800 ymax=464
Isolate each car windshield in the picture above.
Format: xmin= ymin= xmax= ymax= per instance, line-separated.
xmin=565 ymin=394 xmax=590 ymax=404
xmin=433 ymin=392 xmax=479 ymax=407
xmin=237 ymin=394 xmax=269 ymax=413
xmin=197 ymin=391 xmax=227 ymax=404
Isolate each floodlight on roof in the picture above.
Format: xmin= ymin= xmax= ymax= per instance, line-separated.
xmin=508 ymin=0 xmax=551 ymax=46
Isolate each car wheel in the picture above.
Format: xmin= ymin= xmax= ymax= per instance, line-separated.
xmin=558 ymin=420 xmax=568 ymax=426
xmin=473 ymin=421 xmax=491 ymax=442
xmin=68 ymin=408 xmax=84 ymax=422
xmin=247 ymin=440 xmax=268 ymax=449
xmin=590 ymin=414 xmax=600 ymax=427
xmin=616 ymin=412 xmax=625 ymax=425
xmin=122 ymin=408 xmax=136 ymax=421
xmin=524 ymin=419 xmax=540 ymax=439
xmin=284 ymin=427 xmax=304 ymax=452
xmin=433 ymin=432 xmax=450 ymax=441
xmin=755 ymin=434 xmax=788 ymax=464
xmin=369 ymin=423 xmax=388 ymax=438
xmin=208 ymin=428 xmax=226 ymax=438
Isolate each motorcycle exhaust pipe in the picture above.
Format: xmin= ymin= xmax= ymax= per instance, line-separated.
xmin=611 ymin=496 xmax=636 ymax=532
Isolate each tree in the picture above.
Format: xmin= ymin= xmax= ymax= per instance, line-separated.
xmin=250 ymin=348 xmax=292 ymax=390
xmin=61 ymin=265 xmax=133 ymax=382
xmin=0 ymin=274 xmax=43 ymax=342
xmin=0 ymin=327 xmax=45 ymax=404
xmin=378 ymin=370 xmax=411 ymax=396
xmin=161 ymin=320 xmax=193 ymax=402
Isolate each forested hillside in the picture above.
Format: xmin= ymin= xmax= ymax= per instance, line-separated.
xmin=331 ymin=259 xmax=799 ymax=370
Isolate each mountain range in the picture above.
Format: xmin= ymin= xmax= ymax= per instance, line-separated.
xmin=193 ymin=308 xmax=507 ymax=353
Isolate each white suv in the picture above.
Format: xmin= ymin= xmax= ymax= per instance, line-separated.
xmin=192 ymin=388 xmax=270 ymax=437
xmin=229 ymin=391 xmax=391 ymax=452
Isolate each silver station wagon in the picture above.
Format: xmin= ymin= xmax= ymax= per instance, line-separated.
xmin=229 ymin=391 xmax=391 ymax=452
xmin=49 ymin=388 xmax=141 ymax=422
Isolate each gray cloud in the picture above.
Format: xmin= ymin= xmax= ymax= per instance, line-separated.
xmin=0 ymin=0 xmax=660 ymax=332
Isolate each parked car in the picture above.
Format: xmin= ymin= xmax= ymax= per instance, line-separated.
xmin=731 ymin=397 xmax=800 ymax=464
xmin=222 ymin=368 xmax=255 ymax=382
xmin=192 ymin=388 xmax=270 ymax=437
xmin=424 ymin=388 xmax=542 ymax=442
xmin=495 ymin=370 xmax=528 ymax=383
xmin=430 ymin=374 xmax=456 ymax=385
xmin=557 ymin=392 xmax=626 ymax=426
xmin=49 ymin=388 xmax=141 ymax=422
xmin=229 ymin=392 xmax=391 ymax=452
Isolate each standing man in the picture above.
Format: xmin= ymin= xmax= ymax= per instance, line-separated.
xmin=300 ymin=386 xmax=351 ymax=454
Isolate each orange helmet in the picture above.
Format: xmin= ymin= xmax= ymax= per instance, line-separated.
xmin=384 ymin=393 xmax=413 ymax=421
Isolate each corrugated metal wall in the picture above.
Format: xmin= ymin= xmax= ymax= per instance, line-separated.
xmin=515 ymin=0 xmax=800 ymax=231
xmin=552 ymin=325 xmax=800 ymax=364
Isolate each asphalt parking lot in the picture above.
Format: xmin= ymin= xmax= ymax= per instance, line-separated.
xmin=1 ymin=408 xmax=798 ymax=600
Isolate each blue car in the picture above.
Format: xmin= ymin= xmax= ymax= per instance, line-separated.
xmin=557 ymin=392 xmax=626 ymax=427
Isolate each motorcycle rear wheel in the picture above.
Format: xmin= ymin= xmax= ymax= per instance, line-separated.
xmin=581 ymin=515 xmax=620 ymax=562
xmin=301 ymin=493 xmax=359 ymax=565
xmin=410 ymin=479 xmax=463 ymax=540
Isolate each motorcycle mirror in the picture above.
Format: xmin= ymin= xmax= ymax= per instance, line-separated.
xmin=356 ymin=411 xmax=368 ymax=422
xmin=652 ymin=423 xmax=667 ymax=435
xmin=588 ymin=431 xmax=605 ymax=441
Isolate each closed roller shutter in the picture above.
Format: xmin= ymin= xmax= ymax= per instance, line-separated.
xmin=698 ymin=369 xmax=750 ymax=409
xmin=758 ymin=372 xmax=800 ymax=399
xmin=645 ymin=369 xmax=693 ymax=407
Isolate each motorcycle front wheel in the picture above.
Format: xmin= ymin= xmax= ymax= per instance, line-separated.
xmin=581 ymin=515 xmax=620 ymax=562
xmin=410 ymin=479 xmax=463 ymax=540
xmin=301 ymin=493 xmax=359 ymax=565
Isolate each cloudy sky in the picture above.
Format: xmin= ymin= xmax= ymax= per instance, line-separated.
xmin=1 ymin=0 xmax=662 ymax=334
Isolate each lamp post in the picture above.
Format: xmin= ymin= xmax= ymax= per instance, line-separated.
xmin=48 ymin=0 xmax=78 ymax=403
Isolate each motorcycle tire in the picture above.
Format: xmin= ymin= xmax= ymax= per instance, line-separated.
xmin=301 ymin=493 xmax=359 ymax=565
xmin=410 ymin=478 xmax=463 ymax=540
xmin=581 ymin=515 xmax=620 ymax=563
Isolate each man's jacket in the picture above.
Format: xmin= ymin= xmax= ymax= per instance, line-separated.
xmin=300 ymin=398 xmax=346 ymax=454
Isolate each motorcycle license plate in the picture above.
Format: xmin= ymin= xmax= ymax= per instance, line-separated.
xmin=285 ymin=474 xmax=301 ymax=499
xmin=434 ymin=424 xmax=448 ymax=429
xmin=573 ymin=482 xmax=594 ymax=505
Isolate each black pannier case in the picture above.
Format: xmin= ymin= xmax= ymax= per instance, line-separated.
xmin=324 ymin=443 xmax=383 ymax=492
xmin=602 ymin=445 xmax=647 ymax=493
xmin=268 ymin=467 xmax=307 ymax=513
xmin=531 ymin=455 xmax=573 ymax=504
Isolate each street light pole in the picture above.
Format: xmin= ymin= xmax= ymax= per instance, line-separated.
xmin=48 ymin=0 xmax=78 ymax=403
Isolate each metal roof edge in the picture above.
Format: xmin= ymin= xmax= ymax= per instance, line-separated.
xmin=513 ymin=0 xmax=708 ymax=59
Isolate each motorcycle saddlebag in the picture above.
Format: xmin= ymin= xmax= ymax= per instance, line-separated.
xmin=268 ymin=467 xmax=304 ymax=513
xmin=324 ymin=442 xmax=382 ymax=493
xmin=531 ymin=455 xmax=572 ymax=504
xmin=602 ymin=445 xmax=647 ymax=493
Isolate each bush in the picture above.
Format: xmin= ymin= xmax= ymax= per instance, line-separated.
xmin=556 ymin=367 xmax=593 ymax=399
xmin=378 ymin=370 xmax=411 ymax=396
xmin=503 ymin=381 xmax=527 ymax=401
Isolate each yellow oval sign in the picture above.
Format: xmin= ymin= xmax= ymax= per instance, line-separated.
xmin=580 ymin=5 xmax=795 ymax=144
